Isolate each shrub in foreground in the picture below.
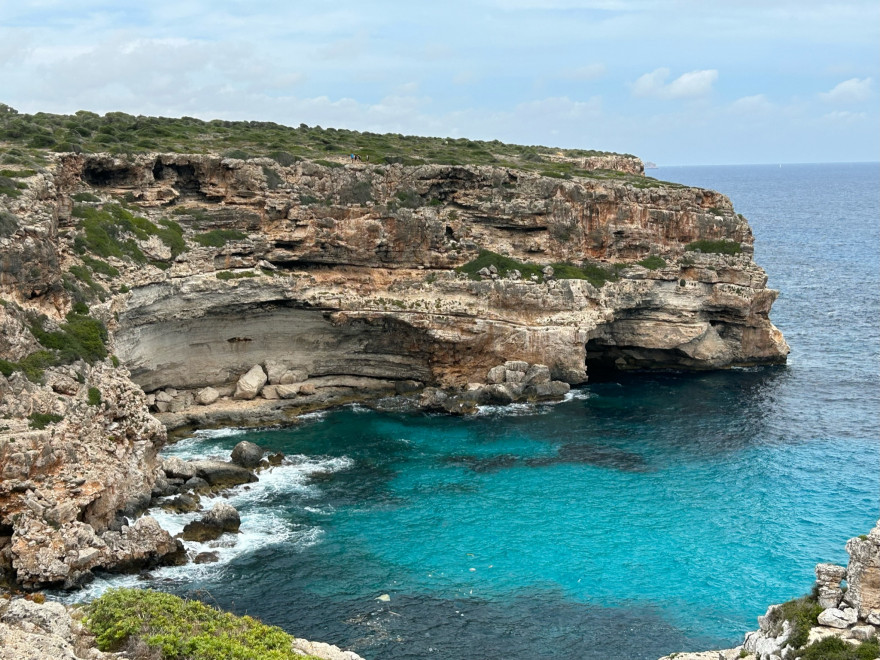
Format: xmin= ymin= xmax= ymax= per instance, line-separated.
xmin=83 ymin=588 xmax=321 ymax=660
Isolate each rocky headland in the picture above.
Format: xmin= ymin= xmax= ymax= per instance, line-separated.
xmin=1 ymin=111 xmax=788 ymax=649
xmin=659 ymin=520 xmax=880 ymax=659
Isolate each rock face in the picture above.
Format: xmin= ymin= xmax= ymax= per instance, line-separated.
xmin=843 ymin=522 xmax=880 ymax=620
xmin=1 ymin=149 xmax=789 ymax=589
xmin=0 ymin=597 xmax=113 ymax=660
xmin=34 ymin=152 xmax=787 ymax=401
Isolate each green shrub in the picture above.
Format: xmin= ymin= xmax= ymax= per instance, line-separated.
xmin=0 ymin=210 xmax=18 ymax=237
xmin=313 ymin=159 xmax=343 ymax=169
xmin=637 ymin=255 xmax=666 ymax=270
xmin=30 ymin=311 xmax=108 ymax=364
xmin=269 ymin=151 xmax=299 ymax=167
xmin=118 ymin=284 xmax=130 ymax=293
xmin=685 ymin=239 xmax=742 ymax=255
xmin=72 ymin=301 xmax=89 ymax=315
xmin=799 ymin=636 xmax=879 ymax=660
xmin=87 ymin=386 xmax=102 ymax=406
xmin=83 ymin=588 xmax=321 ymax=660
xmin=0 ymin=175 xmax=22 ymax=198
xmin=28 ymin=412 xmax=63 ymax=430
xmin=223 ymin=149 xmax=249 ymax=160
xmin=454 ymin=249 xmax=618 ymax=288
xmin=0 ymin=168 xmax=36 ymax=178
xmin=110 ymin=355 xmax=120 ymax=367
xmin=392 ymin=189 xmax=422 ymax=209
xmin=81 ymin=255 xmax=120 ymax=278
xmin=338 ymin=179 xmax=373 ymax=205
xmin=72 ymin=191 xmax=100 ymax=203
xmin=216 ymin=270 xmax=257 ymax=280
xmin=193 ymin=229 xmax=247 ymax=247
xmin=765 ymin=596 xmax=823 ymax=649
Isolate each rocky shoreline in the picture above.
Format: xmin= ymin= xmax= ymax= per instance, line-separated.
xmin=659 ymin=520 xmax=880 ymax=660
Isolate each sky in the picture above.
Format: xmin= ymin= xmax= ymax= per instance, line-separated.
xmin=1 ymin=1 xmax=878 ymax=165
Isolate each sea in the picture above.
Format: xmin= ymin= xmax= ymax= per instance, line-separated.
xmin=73 ymin=162 xmax=880 ymax=659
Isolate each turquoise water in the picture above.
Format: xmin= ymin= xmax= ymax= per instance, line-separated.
xmin=90 ymin=163 xmax=880 ymax=659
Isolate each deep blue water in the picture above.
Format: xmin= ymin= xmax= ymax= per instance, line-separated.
xmin=84 ymin=163 xmax=880 ymax=659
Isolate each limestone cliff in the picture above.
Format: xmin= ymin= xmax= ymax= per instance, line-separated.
xmin=0 ymin=150 xmax=788 ymax=588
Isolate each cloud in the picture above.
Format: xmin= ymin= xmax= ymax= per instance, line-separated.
xmin=631 ymin=68 xmax=718 ymax=99
xmin=822 ymin=110 xmax=867 ymax=122
xmin=820 ymin=77 xmax=872 ymax=104
xmin=730 ymin=94 xmax=774 ymax=114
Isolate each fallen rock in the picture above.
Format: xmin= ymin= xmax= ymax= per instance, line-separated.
xmin=486 ymin=365 xmax=506 ymax=384
xmin=162 ymin=456 xmax=196 ymax=481
xmin=160 ymin=493 xmax=200 ymax=514
xmin=196 ymin=387 xmax=220 ymax=405
xmin=234 ymin=365 xmax=267 ymax=400
xmin=181 ymin=502 xmax=241 ymax=542
xmin=524 ymin=363 xmax=551 ymax=385
xmin=817 ymin=606 xmax=858 ymax=628
xmin=276 ymin=383 xmax=300 ymax=399
xmin=850 ymin=624 xmax=876 ymax=640
xmin=194 ymin=551 xmax=220 ymax=564
xmin=261 ymin=384 xmax=279 ymax=399
xmin=189 ymin=460 xmax=258 ymax=487
xmin=291 ymin=638 xmax=365 ymax=660
xmin=231 ymin=440 xmax=264 ymax=469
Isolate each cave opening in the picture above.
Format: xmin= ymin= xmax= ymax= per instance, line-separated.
xmin=82 ymin=163 xmax=138 ymax=187
xmin=152 ymin=160 xmax=203 ymax=197
xmin=585 ymin=338 xmax=625 ymax=382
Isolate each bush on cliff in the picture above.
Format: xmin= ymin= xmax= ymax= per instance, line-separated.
xmin=192 ymin=229 xmax=247 ymax=247
xmin=30 ymin=311 xmax=108 ymax=364
xmin=765 ymin=595 xmax=823 ymax=649
xmin=455 ymin=249 xmax=619 ymax=288
xmin=799 ymin=636 xmax=879 ymax=660
xmin=83 ymin=588 xmax=322 ymax=660
xmin=685 ymin=239 xmax=742 ymax=255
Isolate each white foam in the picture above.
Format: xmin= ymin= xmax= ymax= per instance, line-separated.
xmin=56 ymin=453 xmax=353 ymax=604
xmin=474 ymin=402 xmax=551 ymax=417
xmin=564 ymin=388 xmax=593 ymax=401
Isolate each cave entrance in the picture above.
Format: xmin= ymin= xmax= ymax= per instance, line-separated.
xmin=82 ymin=162 xmax=139 ymax=187
xmin=152 ymin=160 xmax=203 ymax=197
xmin=585 ymin=338 xmax=625 ymax=382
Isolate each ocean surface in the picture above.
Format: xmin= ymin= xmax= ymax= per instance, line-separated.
xmin=77 ymin=163 xmax=880 ymax=659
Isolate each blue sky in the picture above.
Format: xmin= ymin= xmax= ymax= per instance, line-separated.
xmin=1 ymin=1 xmax=878 ymax=165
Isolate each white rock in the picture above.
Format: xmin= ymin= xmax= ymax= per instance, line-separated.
xmin=817 ymin=606 xmax=858 ymax=628
xmin=276 ymin=384 xmax=300 ymax=399
xmin=234 ymin=365 xmax=267 ymax=400
xmin=195 ymin=386 xmax=219 ymax=405
xmin=486 ymin=365 xmax=506 ymax=384
xmin=850 ymin=624 xmax=876 ymax=640
xmin=262 ymin=384 xmax=279 ymax=399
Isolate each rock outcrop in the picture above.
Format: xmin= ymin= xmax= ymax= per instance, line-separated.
xmin=1 ymin=149 xmax=788 ymax=589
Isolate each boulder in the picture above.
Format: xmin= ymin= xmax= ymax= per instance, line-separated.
xmin=195 ymin=387 xmax=220 ymax=405
xmin=264 ymin=360 xmax=307 ymax=385
xmin=394 ymin=379 xmax=422 ymax=394
xmin=230 ymin=441 xmax=264 ymax=469
xmin=189 ymin=460 xmax=258 ymax=487
xmin=505 ymin=369 xmax=525 ymax=384
xmin=504 ymin=360 xmax=530 ymax=372
xmin=486 ymin=365 xmax=506 ymax=384
xmin=850 ymin=624 xmax=876 ymax=641
xmin=261 ymin=384 xmax=279 ymax=399
xmin=181 ymin=502 xmax=241 ymax=542
xmin=194 ymin=551 xmax=220 ymax=564
xmin=233 ymin=365 xmax=267 ymax=400
xmin=817 ymin=606 xmax=858 ymax=628
xmin=162 ymin=456 xmax=197 ymax=481
xmin=484 ymin=383 xmax=515 ymax=405
xmin=524 ymin=364 xmax=551 ymax=385
xmin=298 ymin=383 xmax=316 ymax=396
xmin=160 ymin=494 xmax=200 ymax=514
xmin=276 ymin=383 xmax=300 ymax=399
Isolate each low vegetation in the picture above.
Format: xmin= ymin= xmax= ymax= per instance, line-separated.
xmin=87 ymin=386 xmax=102 ymax=406
xmin=216 ymin=270 xmax=258 ymax=280
xmin=637 ymin=255 xmax=667 ymax=270
xmin=766 ymin=595 xmax=823 ymax=649
xmin=29 ymin=310 xmax=108 ymax=369
xmin=28 ymin=412 xmax=64 ymax=430
xmin=192 ymin=229 xmax=247 ymax=247
xmin=455 ymin=249 xmax=620 ymax=288
xmin=83 ymin=588 xmax=322 ymax=660
xmin=685 ymin=239 xmax=742 ymax=255
xmin=799 ymin=636 xmax=879 ymax=659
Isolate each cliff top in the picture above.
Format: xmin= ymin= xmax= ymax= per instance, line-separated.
xmin=0 ymin=102 xmax=641 ymax=178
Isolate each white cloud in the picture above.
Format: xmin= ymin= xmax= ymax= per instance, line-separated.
xmin=822 ymin=110 xmax=867 ymax=122
xmin=631 ymin=68 xmax=718 ymax=99
xmin=730 ymin=94 xmax=774 ymax=114
xmin=820 ymin=77 xmax=872 ymax=104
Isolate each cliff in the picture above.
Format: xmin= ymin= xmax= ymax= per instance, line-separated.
xmin=0 ymin=143 xmax=787 ymax=588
